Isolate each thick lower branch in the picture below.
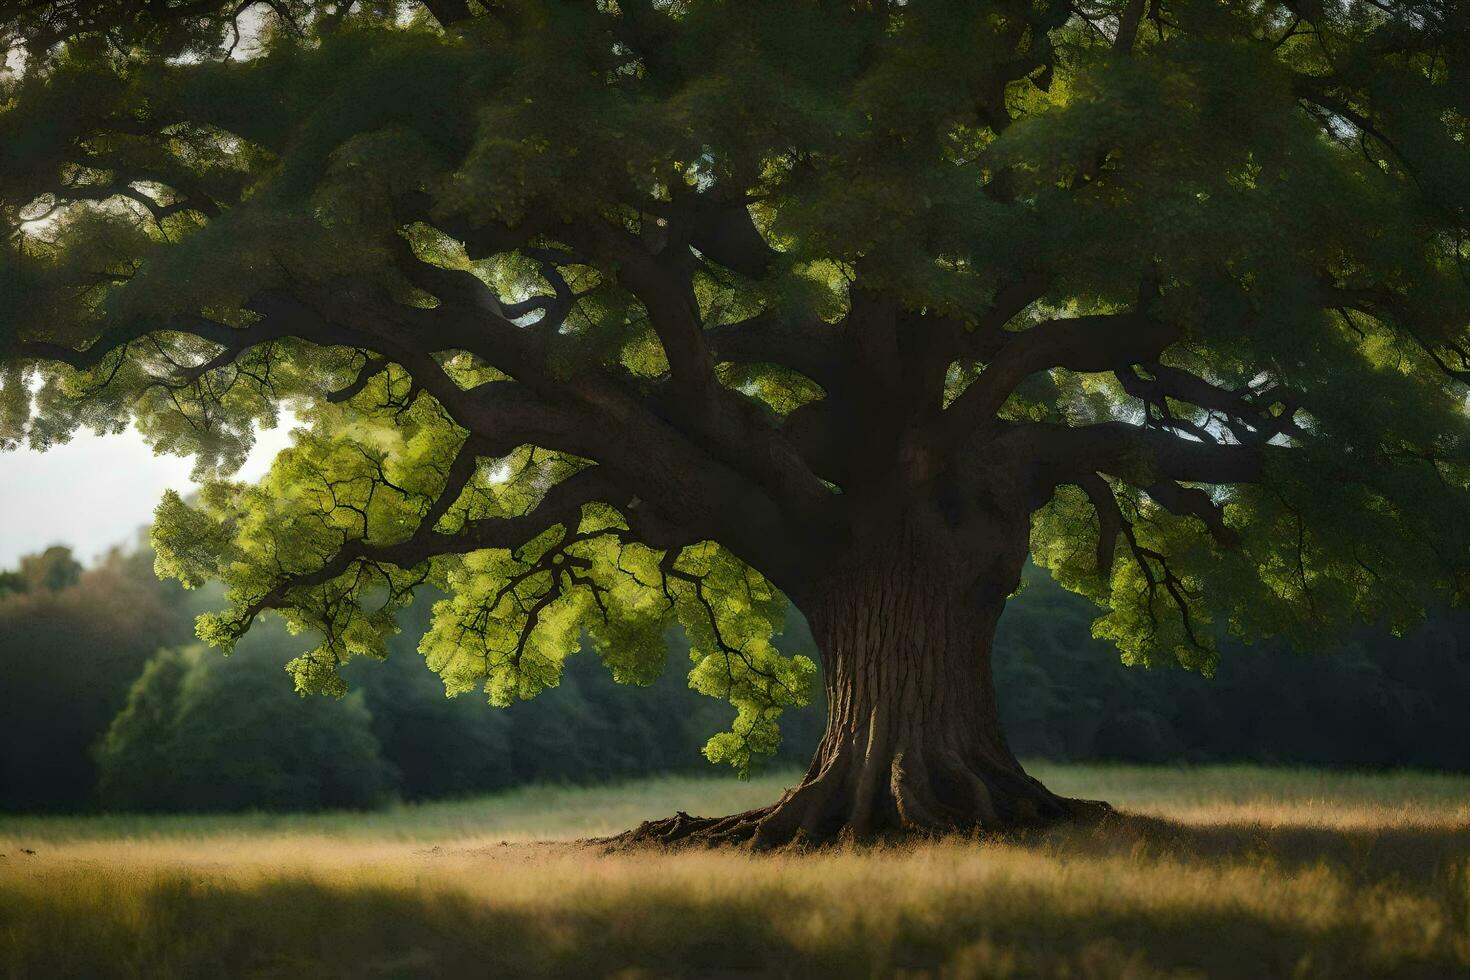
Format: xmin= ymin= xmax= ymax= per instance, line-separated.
xmin=228 ymin=464 xmax=631 ymax=636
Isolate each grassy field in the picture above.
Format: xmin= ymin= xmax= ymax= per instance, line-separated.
xmin=2 ymin=764 xmax=1468 ymax=978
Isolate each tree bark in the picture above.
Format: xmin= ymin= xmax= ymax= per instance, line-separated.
xmin=609 ymin=513 xmax=1110 ymax=849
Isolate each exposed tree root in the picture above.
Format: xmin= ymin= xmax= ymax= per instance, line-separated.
xmin=595 ymin=758 xmax=1115 ymax=852
xmin=599 ymin=805 xmax=779 ymax=850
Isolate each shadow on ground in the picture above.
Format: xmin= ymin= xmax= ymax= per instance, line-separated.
xmin=1024 ymin=808 xmax=1470 ymax=882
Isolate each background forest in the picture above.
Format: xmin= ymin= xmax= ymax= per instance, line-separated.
xmin=4 ymin=537 xmax=1468 ymax=813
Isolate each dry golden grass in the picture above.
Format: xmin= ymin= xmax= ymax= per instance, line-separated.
xmin=2 ymin=765 xmax=1468 ymax=979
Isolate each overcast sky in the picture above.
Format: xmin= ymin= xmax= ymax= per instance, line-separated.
xmin=0 ymin=421 xmax=294 ymax=568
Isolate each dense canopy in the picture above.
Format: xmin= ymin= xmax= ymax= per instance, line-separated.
xmin=3 ymin=0 xmax=1468 ymax=840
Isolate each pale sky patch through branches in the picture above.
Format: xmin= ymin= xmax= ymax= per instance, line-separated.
xmin=0 ymin=419 xmax=294 ymax=567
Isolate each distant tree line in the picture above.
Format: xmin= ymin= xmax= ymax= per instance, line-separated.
xmin=1 ymin=543 xmax=1467 ymax=813
xmin=0 ymin=542 xmax=821 ymax=813
xmin=997 ymin=575 xmax=1470 ymax=772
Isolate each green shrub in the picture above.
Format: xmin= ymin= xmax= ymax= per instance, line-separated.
xmin=97 ymin=629 xmax=395 ymax=812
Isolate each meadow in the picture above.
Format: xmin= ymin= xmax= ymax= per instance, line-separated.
xmin=2 ymin=763 xmax=1468 ymax=979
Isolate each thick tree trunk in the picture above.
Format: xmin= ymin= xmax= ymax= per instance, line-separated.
xmin=768 ymin=552 xmax=1078 ymax=842
xmin=609 ymin=515 xmax=1110 ymax=849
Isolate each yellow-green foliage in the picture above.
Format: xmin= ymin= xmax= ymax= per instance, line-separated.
xmin=150 ymin=381 xmax=815 ymax=768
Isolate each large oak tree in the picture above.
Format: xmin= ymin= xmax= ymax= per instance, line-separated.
xmin=2 ymin=0 xmax=1468 ymax=845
